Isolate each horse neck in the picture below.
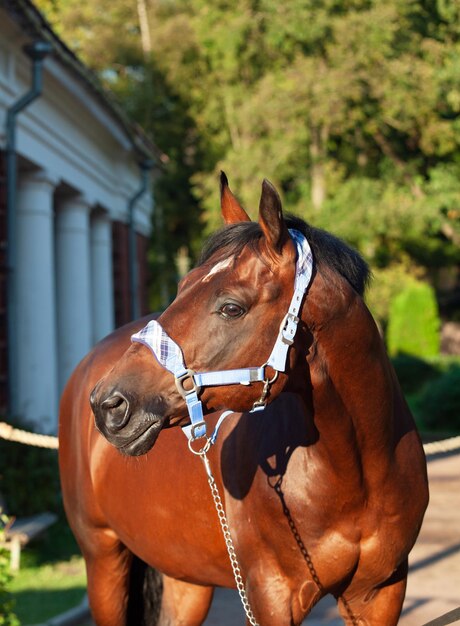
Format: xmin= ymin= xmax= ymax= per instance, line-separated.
xmin=299 ymin=269 xmax=403 ymax=479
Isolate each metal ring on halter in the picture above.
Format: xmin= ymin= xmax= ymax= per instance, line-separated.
xmin=175 ymin=369 xmax=201 ymax=398
xmin=252 ymin=367 xmax=279 ymax=410
xmin=262 ymin=365 xmax=279 ymax=385
xmin=188 ymin=434 xmax=211 ymax=456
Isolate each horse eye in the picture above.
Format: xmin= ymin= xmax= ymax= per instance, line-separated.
xmin=219 ymin=303 xmax=245 ymax=319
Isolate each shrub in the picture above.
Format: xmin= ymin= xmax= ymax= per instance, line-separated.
xmin=391 ymin=354 xmax=440 ymax=394
xmin=418 ymin=365 xmax=460 ymax=432
xmin=387 ymin=281 xmax=440 ymax=358
xmin=0 ymin=513 xmax=20 ymax=626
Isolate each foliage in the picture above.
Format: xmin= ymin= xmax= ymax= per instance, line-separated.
xmin=417 ymin=364 xmax=460 ymax=432
xmin=390 ymin=354 xmax=460 ymax=434
xmin=387 ymin=281 xmax=441 ymax=358
xmin=0 ymin=433 xmax=60 ymax=517
xmin=0 ymin=514 xmax=20 ymax=626
xmin=365 ymin=260 xmax=424 ymax=330
xmin=34 ymin=0 xmax=460 ymax=319
xmin=110 ymin=62 xmax=206 ymax=308
xmin=391 ymin=353 xmax=441 ymax=394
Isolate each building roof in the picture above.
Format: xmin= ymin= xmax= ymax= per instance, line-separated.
xmin=1 ymin=0 xmax=164 ymax=166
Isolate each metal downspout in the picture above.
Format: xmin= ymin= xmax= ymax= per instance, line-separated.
xmin=128 ymin=159 xmax=154 ymax=321
xmin=5 ymin=41 xmax=52 ymax=418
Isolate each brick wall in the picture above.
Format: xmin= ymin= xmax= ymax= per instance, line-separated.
xmin=112 ymin=221 xmax=150 ymax=328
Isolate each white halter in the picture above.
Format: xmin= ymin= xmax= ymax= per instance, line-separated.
xmin=131 ymin=229 xmax=313 ymax=440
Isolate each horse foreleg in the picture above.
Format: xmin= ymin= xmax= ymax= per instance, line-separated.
xmin=337 ymin=560 xmax=408 ymax=626
xmin=158 ymin=575 xmax=214 ymax=626
xmin=241 ymin=571 xmax=322 ymax=626
xmin=83 ymin=530 xmax=133 ymax=626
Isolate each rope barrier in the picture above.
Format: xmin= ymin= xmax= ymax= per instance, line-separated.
xmin=422 ymin=435 xmax=460 ymax=457
xmin=0 ymin=420 xmax=460 ymax=455
xmin=0 ymin=422 xmax=59 ymax=449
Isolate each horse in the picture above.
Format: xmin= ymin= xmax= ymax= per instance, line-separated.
xmin=59 ymin=173 xmax=429 ymax=626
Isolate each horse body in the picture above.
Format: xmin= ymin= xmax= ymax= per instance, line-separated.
xmin=60 ymin=175 xmax=428 ymax=625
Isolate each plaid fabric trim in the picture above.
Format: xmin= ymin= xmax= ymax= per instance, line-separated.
xmin=289 ymin=229 xmax=314 ymax=290
xmin=131 ymin=320 xmax=185 ymax=375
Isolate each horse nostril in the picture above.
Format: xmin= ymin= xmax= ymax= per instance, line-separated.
xmin=100 ymin=392 xmax=130 ymax=430
xmin=101 ymin=393 xmax=126 ymax=411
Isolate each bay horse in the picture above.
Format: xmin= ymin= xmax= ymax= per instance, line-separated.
xmin=59 ymin=174 xmax=428 ymax=626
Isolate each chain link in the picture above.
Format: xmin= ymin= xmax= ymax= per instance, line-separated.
xmin=272 ymin=479 xmax=323 ymax=591
xmin=271 ymin=476 xmax=361 ymax=626
xmin=201 ymin=451 xmax=260 ymax=626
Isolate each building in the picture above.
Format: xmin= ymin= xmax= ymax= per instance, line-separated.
xmin=0 ymin=0 xmax=159 ymax=432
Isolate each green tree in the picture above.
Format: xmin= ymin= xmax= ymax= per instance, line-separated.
xmin=35 ymin=0 xmax=460 ymax=320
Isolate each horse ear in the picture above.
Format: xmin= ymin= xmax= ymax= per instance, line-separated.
xmin=220 ymin=171 xmax=250 ymax=224
xmin=258 ymin=179 xmax=292 ymax=257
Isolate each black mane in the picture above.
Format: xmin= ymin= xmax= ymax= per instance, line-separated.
xmin=198 ymin=215 xmax=370 ymax=296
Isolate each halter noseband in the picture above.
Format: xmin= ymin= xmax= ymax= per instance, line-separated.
xmin=131 ymin=229 xmax=313 ymax=440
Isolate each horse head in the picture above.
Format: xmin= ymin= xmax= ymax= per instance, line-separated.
xmin=90 ymin=174 xmax=312 ymax=455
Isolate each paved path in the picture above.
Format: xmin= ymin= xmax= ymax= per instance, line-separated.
xmin=203 ymin=452 xmax=460 ymax=625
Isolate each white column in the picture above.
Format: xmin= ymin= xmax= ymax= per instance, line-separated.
xmin=16 ymin=170 xmax=58 ymax=433
xmin=90 ymin=211 xmax=114 ymax=343
xmin=56 ymin=194 xmax=92 ymax=396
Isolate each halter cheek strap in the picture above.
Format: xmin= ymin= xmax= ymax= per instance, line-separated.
xmin=131 ymin=229 xmax=313 ymax=440
xmin=266 ymin=229 xmax=313 ymax=371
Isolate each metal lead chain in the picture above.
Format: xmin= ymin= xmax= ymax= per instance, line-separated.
xmin=201 ymin=451 xmax=260 ymax=626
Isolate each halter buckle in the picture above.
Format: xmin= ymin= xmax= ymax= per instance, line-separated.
xmin=279 ymin=312 xmax=299 ymax=346
xmin=175 ymin=369 xmax=201 ymax=398
xmin=190 ymin=421 xmax=208 ymax=442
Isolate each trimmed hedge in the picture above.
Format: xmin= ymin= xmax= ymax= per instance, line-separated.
xmin=387 ymin=281 xmax=440 ymax=358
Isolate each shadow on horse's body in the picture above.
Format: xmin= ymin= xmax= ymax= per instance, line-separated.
xmin=59 ymin=175 xmax=428 ymax=625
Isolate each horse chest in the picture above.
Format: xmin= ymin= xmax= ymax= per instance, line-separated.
xmin=219 ymin=457 xmax=363 ymax=594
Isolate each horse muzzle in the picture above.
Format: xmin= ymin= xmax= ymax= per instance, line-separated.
xmin=90 ymin=381 xmax=167 ymax=456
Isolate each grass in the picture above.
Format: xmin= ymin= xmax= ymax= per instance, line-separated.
xmin=10 ymin=558 xmax=86 ymax=624
xmin=8 ymin=518 xmax=87 ymax=625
